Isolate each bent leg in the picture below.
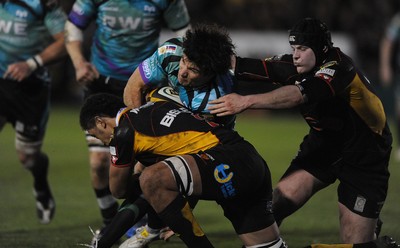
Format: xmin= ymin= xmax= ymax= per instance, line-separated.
xmin=273 ymin=169 xmax=327 ymax=225
xmin=88 ymin=145 xmax=119 ymax=227
xmin=339 ymin=203 xmax=377 ymax=243
xmin=140 ymin=155 xmax=213 ymax=248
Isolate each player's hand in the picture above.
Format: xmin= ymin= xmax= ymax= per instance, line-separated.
xmin=159 ymin=227 xmax=175 ymax=241
xmin=3 ymin=62 xmax=33 ymax=82
xmin=208 ymin=93 xmax=247 ymax=116
xmin=75 ymin=61 xmax=99 ymax=86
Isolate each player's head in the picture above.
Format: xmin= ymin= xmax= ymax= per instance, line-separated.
xmin=179 ymin=23 xmax=235 ymax=87
xmin=79 ymin=93 xmax=125 ymax=131
xmin=289 ymin=17 xmax=333 ymax=66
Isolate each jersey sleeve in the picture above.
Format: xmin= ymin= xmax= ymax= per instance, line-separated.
xmin=68 ymin=0 xmax=96 ymax=29
xmin=298 ymin=60 xmax=356 ymax=103
xmin=138 ymin=38 xmax=182 ymax=87
xmin=44 ymin=2 xmax=67 ymax=35
xmin=162 ymin=0 xmax=191 ymax=31
xmin=235 ymin=55 xmax=298 ymax=84
xmin=386 ymin=13 xmax=400 ymax=41
xmin=110 ymin=123 xmax=135 ymax=168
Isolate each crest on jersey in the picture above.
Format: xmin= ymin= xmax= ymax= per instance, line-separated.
xmin=158 ymin=45 xmax=177 ymax=55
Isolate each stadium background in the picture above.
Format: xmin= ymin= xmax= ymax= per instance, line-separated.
xmin=0 ymin=1 xmax=399 ymax=247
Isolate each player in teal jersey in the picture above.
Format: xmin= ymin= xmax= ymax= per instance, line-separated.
xmin=64 ymin=0 xmax=191 ymax=242
xmin=124 ymin=23 xmax=237 ymax=128
xmin=120 ymin=23 xmax=237 ymax=248
xmin=0 ymin=0 xmax=67 ymax=224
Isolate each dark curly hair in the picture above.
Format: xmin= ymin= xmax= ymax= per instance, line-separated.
xmin=183 ymin=23 xmax=235 ymax=76
xmin=79 ymin=93 xmax=125 ymax=130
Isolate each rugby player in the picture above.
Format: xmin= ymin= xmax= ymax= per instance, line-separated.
xmin=64 ymin=0 xmax=190 ymax=240
xmin=79 ymin=93 xmax=287 ymax=248
xmin=0 ymin=0 xmax=67 ymax=224
xmin=209 ymin=17 xmax=396 ymax=247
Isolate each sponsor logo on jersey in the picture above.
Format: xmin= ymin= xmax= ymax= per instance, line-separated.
xmin=141 ymin=61 xmax=152 ymax=79
xmin=110 ymin=146 xmax=116 ymax=156
xmin=158 ymin=45 xmax=177 ymax=55
xmin=316 ymin=68 xmax=335 ymax=77
xmin=315 ymin=69 xmax=334 ymax=84
xmin=0 ymin=20 xmax=28 ymax=35
xmin=160 ymin=107 xmax=191 ymax=127
xmin=354 ymin=195 xmax=366 ymax=213
xmin=16 ymin=10 xmax=28 ymax=18
xmin=144 ymin=5 xmax=156 ymax=13
xmin=110 ymin=146 xmax=118 ymax=164
xmin=214 ymin=164 xmax=236 ymax=198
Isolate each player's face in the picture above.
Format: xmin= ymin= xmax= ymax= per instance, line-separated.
xmin=291 ymin=45 xmax=316 ymax=74
xmin=87 ymin=118 xmax=113 ymax=145
xmin=178 ymin=55 xmax=212 ymax=88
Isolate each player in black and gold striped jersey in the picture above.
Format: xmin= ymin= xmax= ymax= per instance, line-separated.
xmin=209 ymin=18 xmax=394 ymax=247
xmin=79 ymin=93 xmax=287 ymax=248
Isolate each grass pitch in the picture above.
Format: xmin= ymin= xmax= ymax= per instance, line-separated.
xmin=0 ymin=107 xmax=399 ymax=248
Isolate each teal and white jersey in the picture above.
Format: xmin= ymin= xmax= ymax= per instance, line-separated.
xmin=138 ymin=37 xmax=235 ymax=116
xmin=0 ymin=0 xmax=67 ymax=77
xmin=68 ymin=0 xmax=190 ymax=81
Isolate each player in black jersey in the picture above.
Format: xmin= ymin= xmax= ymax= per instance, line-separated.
xmin=79 ymin=93 xmax=287 ymax=248
xmin=209 ymin=18 xmax=394 ymax=246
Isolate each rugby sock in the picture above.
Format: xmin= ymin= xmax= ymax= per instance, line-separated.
xmin=244 ymin=237 xmax=287 ymax=248
xmin=97 ymin=197 xmax=150 ymax=248
xmin=30 ymin=153 xmax=50 ymax=193
xmin=158 ymin=195 xmax=213 ymax=248
xmin=95 ymin=187 xmax=119 ymax=226
xmin=272 ymin=188 xmax=299 ymax=226
xmin=147 ymin=207 xmax=165 ymax=230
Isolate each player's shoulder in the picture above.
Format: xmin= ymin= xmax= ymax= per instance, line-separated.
xmin=146 ymin=86 xmax=183 ymax=106
xmin=157 ymin=37 xmax=183 ymax=57
xmin=322 ymin=48 xmax=354 ymax=71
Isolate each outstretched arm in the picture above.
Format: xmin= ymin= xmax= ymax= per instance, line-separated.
xmin=208 ymin=85 xmax=304 ymax=116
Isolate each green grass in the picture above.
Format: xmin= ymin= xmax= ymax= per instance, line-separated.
xmin=0 ymin=107 xmax=399 ymax=248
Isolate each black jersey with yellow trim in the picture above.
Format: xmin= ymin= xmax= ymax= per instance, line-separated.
xmin=109 ymin=100 xmax=244 ymax=167
xmin=236 ymin=48 xmax=390 ymax=138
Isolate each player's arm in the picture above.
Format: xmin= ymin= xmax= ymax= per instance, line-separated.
xmin=163 ymin=0 xmax=191 ymax=38
xmin=64 ymin=20 xmax=99 ymax=85
xmin=3 ymin=31 xmax=67 ymax=82
xmin=109 ymin=165 xmax=133 ymax=199
xmin=379 ymin=35 xmax=395 ymax=87
xmin=123 ymin=68 xmax=149 ymax=108
xmin=208 ymin=85 xmax=304 ymax=116
xmin=35 ymin=31 xmax=67 ymax=66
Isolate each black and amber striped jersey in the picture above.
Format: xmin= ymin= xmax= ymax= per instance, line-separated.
xmin=109 ymin=100 xmax=244 ymax=168
xmin=236 ymin=48 xmax=391 ymax=140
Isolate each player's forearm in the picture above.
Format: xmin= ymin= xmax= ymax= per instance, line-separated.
xmin=247 ymin=85 xmax=304 ymax=110
xmin=124 ymin=69 xmax=147 ymax=108
xmin=36 ymin=32 xmax=67 ymax=66
xmin=65 ymin=40 xmax=87 ymax=69
xmin=64 ymin=20 xmax=86 ymax=69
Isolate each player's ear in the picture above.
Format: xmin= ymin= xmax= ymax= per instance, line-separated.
xmin=95 ymin=116 xmax=107 ymax=129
